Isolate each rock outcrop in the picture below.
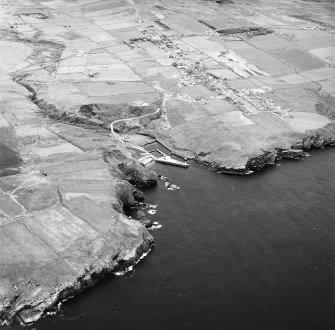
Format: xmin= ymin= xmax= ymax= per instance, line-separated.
xmin=136 ymin=210 xmax=152 ymax=228
xmin=0 ymin=9 xmax=157 ymax=325
xmin=118 ymin=161 xmax=157 ymax=187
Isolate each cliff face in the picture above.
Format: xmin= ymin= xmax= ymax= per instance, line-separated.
xmin=8 ymin=0 xmax=334 ymax=179
xmin=0 ymin=98 xmax=155 ymax=327
xmin=0 ymin=117 xmax=155 ymax=326
xmin=193 ymin=125 xmax=335 ymax=175
xmin=0 ymin=9 xmax=157 ymax=326
xmin=0 ymin=207 xmax=153 ymax=325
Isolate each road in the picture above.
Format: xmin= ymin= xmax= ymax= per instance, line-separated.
xmin=110 ymin=95 xmax=169 ymax=154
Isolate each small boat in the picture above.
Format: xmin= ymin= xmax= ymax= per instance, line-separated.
xmin=155 ymin=149 xmax=189 ymax=168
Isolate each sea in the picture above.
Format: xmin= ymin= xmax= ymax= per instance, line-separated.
xmin=15 ymin=147 xmax=335 ymax=330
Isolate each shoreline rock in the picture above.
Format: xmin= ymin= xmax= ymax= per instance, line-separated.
xmin=0 ymin=31 xmax=157 ymax=328
xmin=13 ymin=236 xmax=153 ymax=326
xmin=136 ymin=210 xmax=152 ymax=228
xmin=195 ymin=127 xmax=335 ymax=175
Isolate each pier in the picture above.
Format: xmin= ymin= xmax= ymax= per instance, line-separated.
xmin=139 ymin=150 xmax=189 ymax=168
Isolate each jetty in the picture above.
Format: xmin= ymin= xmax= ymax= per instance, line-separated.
xmin=138 ymin=150 xmax=189 ymax=168
xmin=155 ymin=150 xmax=190 ymax=168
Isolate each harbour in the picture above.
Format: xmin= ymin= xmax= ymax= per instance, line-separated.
xmin=15 ymin=147 xmax=335 ymax=330
xmin=139 ymin=149 xmax=190 ymax=168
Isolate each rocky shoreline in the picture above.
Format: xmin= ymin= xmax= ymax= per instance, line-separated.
xmin=196 ymin=125 xmax=335 ymax=175
xmin=139 ymin=126 xmax=335 ymax=175
xmin=3 ymin=237 xmax=153 ymax=326
xmin=15 ymin=74 xmax=335 ymax=177
xmin=0 ymin=89 xmax=156 ymax=326
xmin=0 ymin=21 xmax=158 ymax=328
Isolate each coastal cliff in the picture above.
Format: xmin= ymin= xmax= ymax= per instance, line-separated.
xmin=0 ymin=79 xmax=156 ymax=325
xmin=0 ymin=6 xmax=157 ymax=325
xmin=194 ymin=124 xmax=335 ymax=175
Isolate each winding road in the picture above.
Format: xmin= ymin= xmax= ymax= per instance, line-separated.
xmin=110 ymin=108 xmax=161 ymax=142
xmin=110 ymin=95 xmax=168 ymax=154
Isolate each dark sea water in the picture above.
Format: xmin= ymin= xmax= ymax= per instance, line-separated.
xmin=20 ymin=148 xmax=335 ymax=330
